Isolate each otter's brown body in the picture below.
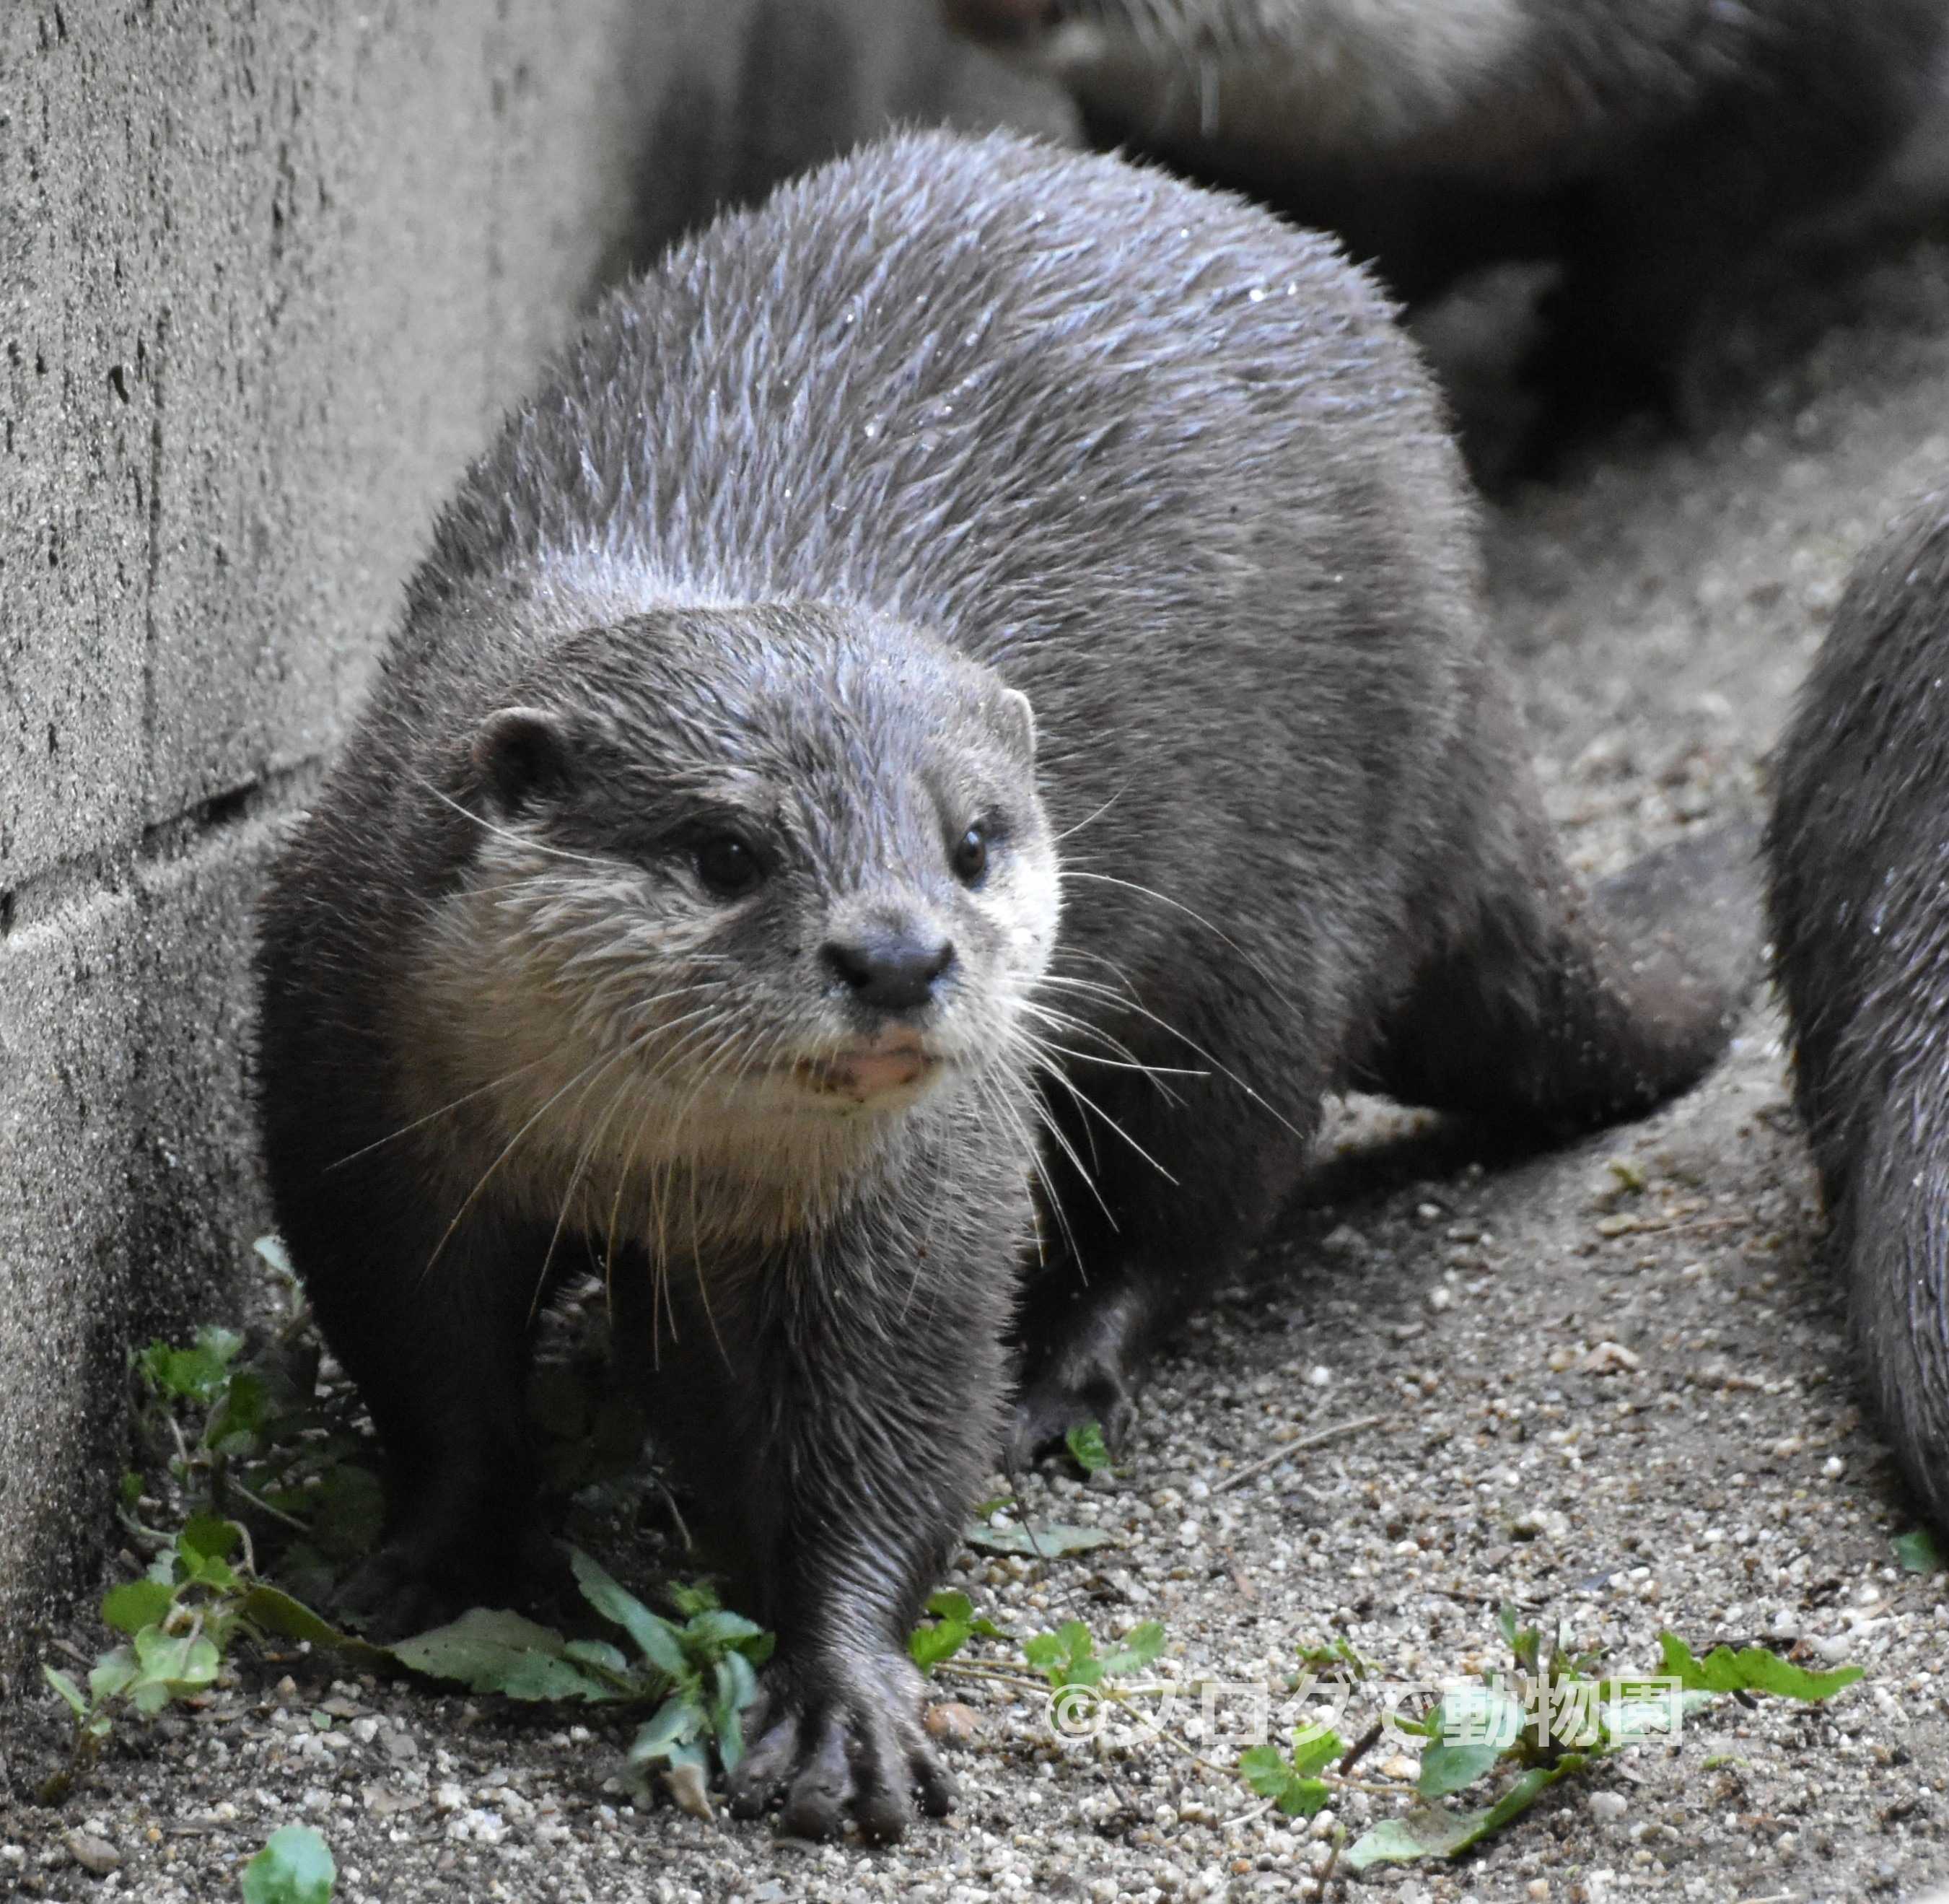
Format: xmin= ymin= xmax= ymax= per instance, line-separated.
xmin=1769 ymin=496 xmax=1949 ymax=1533
xmin=258 ymin=129 xmax=1750 ymax=1840
xmin=946 ymin=0 xmax=1949 ymax=439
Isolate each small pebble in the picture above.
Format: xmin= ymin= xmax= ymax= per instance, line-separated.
xmin=1588 ymin=1790 xmax=1629 ymax=1824
xmin=925 ymin=1701 xmax=980 ymax=1744
xmin=662 ymin=1761 xmax=713 ymax=1821
xmin=64 ymin=1832 xmax=120 ymax=1876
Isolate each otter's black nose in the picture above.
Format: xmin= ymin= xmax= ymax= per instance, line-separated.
xmin=822 ymin=930 xmax=955 ymax=1013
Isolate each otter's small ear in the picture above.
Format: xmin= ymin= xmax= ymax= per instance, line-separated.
xmin=995 ymin=687 xmax=1037 ymax=764
xmin=472 ymin=706 xmax=573 ymax=814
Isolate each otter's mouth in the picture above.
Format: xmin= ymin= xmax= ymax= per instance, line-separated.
xmin=792 ymin=1035 xmax=942 ymax=1106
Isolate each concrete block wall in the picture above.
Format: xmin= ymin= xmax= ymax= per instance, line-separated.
xmin=0 ymin=0 xmax=1069 ymax=1690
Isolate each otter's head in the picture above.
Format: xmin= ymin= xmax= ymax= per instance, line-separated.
xmin=415 ymin=603 xmax=1059 ymax=1199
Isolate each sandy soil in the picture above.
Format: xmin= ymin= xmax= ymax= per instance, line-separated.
xmin=7 ymin=224 xmax=1949 ymax=1904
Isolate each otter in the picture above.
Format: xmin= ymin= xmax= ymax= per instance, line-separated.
xmin=257 ymin=128 xmax=1753 ymax=1843
xmin=1768 ymin=494 xmax=1949 ymax=1535
xmin=942 ymin=0 xmax=1949 ymax=439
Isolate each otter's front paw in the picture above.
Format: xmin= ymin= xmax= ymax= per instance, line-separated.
xmin=727 ymin=1650 xmax=952 ymax=1844
xmin=1007 ymin=1355 xmax=1138 ymax=1468
xmin=335 ymin=1513 xmax=569 ymax=1641
xmin=1007 ymin=1282 xmax=1153 ymax=1467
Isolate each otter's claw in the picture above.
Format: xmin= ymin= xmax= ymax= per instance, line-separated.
xmin=727 ymin=1652 xmax=952 ymax=1844
xmin=1007 ymin=1356 xmax=1139 ymax=1469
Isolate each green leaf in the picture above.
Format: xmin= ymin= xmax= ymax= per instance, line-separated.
xmin=965 ymin=1520 xmax=1117 ymax=1558
xmin=568 ymin=1547 xmax=688 ymax=1677
xmin=1296 ymin=1636 xmax=1375 ymax=1680
xmin=387 ymin=1609 xmax=620 ymax=1703
xmin=1238 ymin=1744 xmax=1332 ymax=1817
xmin=629 ymin=1695 xmax=701 ymax=1765
xmin=1657 ymin=1633 xmax=1863 ymax=1701
xmin=1346 ymin=1815 xmax=1470 ymax=1871
xmin=130 ymin=1627 xmax=220 ymax=1698
xmin=1418 ymin=1685 xmax=1528 ymax=1797
xmin=89 ymin=1647 xmax=139 ymax=1703
xmin=1346 ymin=1755 xmax=1588 ymax=1871
xmin=1287 ymin=1724 xmax=1344 ymax=1779
xmin=1098 ymin=1620 xmax=1167 ymax=1678
xmin=921 ymin=1589 xmax=1004 ymax=1641
xmin=102 ymin=1578 xmax=175 ymax=1636
xmin=492 ymin=1650 xmax=610 ymax=1703
xmin=562 ymin=1638 xmax=631 ymax=1674
xmin=1065 ymin=1420 xmax=1112 ymax=1474
xmin=664 ymin=1581 xmax=721 ymax=1618
xmin=911 ymin=1589 xmax=991 ymax=1672
xmin=137 ymin=1326 xmax=245 ymax=1403
xmin=208 ymin=1368 xmax=271 ymax=1450
xmin=1589 ymin=1677 xmax=1713 ymax=1745
xmin=683 ymin=1609 xmax=766 ymax=1652
xmin=1418 ymin=1739 xmax=1502 ymax=1799
xmin=1281 ymin=1776 xmax=1332 ymax=1817
xmin=710 ymin=1651 xmax=760 ymax=1769
xmin=43 ymin=1665 xmax=88 ymax=1718
xmin=1894 ymin=1528 xmax=1945 ymax=1575
xmin=1497 ymin=1603 xmax=1541 ymax=1674
xmin=240 ymin=1823 xmax=337 ymax=1904
xmin=1238 ymin=1743 xmax=1289 ymax=1796
xmin=180 ymin=1516 xmax=241 ymax=1563
xmin=910 ymin=1612 xmax=971 ymax=1674
xmin=235 ymin=1586 xmax=389 ymax=1667
xmin=1025 ymin=1620 xmax=1101 ymax=1688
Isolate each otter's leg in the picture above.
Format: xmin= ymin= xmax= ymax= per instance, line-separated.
xmin=631 ymin=1174 xmax=1020 ymax=1845
xmin=1837 ymin=1080 xmax=1949 ymax=1532
xmin=1359 ymin=816 xmax=1760 ymax=1135
xmin=275 ymin=1153 xmax=559 ymax=1632
xmin=1009 ymin=1059 xmax=1324 ymax=1464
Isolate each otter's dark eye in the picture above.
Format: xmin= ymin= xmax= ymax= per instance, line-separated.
xmin=694 ymin=834 xmax=764 ymax=900
xmin=952 ymin=824 xmax=989 ymax=886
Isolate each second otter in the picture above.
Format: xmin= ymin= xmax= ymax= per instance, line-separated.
xmin=258 ymin=131 xmax=1753 ymax=1842
xmin=1769 ymin=495 xmax=1949 ymax=1535
xmin=946 ymin=0 xmax=1949 ymax=437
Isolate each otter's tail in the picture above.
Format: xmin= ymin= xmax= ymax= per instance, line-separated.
xmin=1357 ymin=816 xmax=1761 ymax=1140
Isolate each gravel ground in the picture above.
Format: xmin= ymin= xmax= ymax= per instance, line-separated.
xmin=9 ymin=225 xmax=1949 ymax=1904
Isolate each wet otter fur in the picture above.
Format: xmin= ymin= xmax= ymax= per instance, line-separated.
xmin=944 ymin=0 xmax=1949 ymax=446
xmin=257 ymin=128 xmax=1753 ymax=1841
xmin=1768 ymin=494 xmax=1949 ymax=1534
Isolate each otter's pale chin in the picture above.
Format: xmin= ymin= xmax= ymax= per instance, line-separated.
xmin=792 ymin=1038 xmax=946 ymax=1108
